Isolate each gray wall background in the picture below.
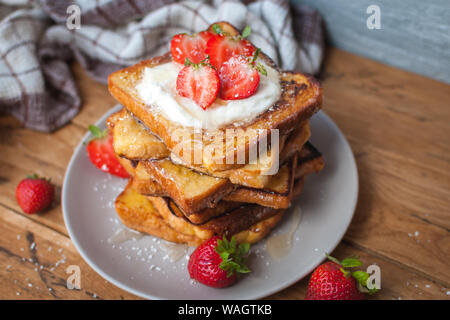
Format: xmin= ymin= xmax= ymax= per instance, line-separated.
xmin=292 ymin=0 xmax=450 ymax=83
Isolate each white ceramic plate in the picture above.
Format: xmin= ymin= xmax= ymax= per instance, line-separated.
xmin=62 ymin=104 xmax=358 ymax=300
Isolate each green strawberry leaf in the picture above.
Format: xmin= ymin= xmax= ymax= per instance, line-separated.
xmin=85 ymin=124 xmax=107 ymax=145
xmin=341 ymin=257 xmax=363 ymax=268
xmin=26 ymin=173 xmax=39 ymax=180
xmin=241 ymin=25 xmax=251 ymax=38
xmin=212 ymin=24 xmax=222 ymax=35
xmin=238 ymin=242 xmax=250 ymax=255
xmin=215 ymin=236 xmax=251 ymax=278
xmin=352 ymin=270 xmax=379 ymax=295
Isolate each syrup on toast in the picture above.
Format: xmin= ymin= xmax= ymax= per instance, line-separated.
xmin=108 ymin=22 xmax=322 ymax=172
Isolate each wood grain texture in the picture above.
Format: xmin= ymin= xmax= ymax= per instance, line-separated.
xmin=0 ymin=47 xmax=449 ymax=299
xmin=0 ymin=205 xmax=138 ymax=299
xmin=293 ymin=0 xmax=450 ymax=83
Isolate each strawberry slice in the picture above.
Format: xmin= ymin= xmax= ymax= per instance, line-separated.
xmin=170 ymin=31 xmax=214 ymax=64
xmin=176 ymin=58 xmax=220 ymax=110
xmin=86 ymin=125 xmax=130 ymax=178
xmin=218 ymin=55 xmax=260 ymax=100
xmin=206 ymin=34 xmax=255 ymax=69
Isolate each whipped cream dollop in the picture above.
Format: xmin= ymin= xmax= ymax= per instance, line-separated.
xmin=135 ymin=61 xmax=281 ymax=130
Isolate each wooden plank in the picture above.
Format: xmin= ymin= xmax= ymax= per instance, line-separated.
xmin=318 ymin=49 xmax=450 ymax=285
xmin=0 ymin=205 xmax=138 ymax=299
xmin=268 ymin=241 xmax=450 ymax=300
xmin=293 ymin=0 xmax=450 ymax=83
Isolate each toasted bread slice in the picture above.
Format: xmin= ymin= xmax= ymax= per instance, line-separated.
xmin=223 ymin=154 xmax=297 ymax=208
xmin=115 ymin=181 xmax=202 ymax=246
xmin=142 ymin=159 xmax=235 ymax=215
xmin=130 ymin=162 xmax=166 ymax=197
xmin=117 ymin=156 xmax=138 ymax=176
xmin=115 ymin=182 xmax=284 ymax=245
xmin=109 ymin=108 xmax=310 ymax=188
xmin=107 ymin=109 xmax=170 ymax=160
xmin=295 ymin=142 xmax=324 ymax=179
xmin=292 ymin=177 xmax=305 ymax=198
xmin=149 ymin=196 xmax=283 ymax=239
xmin=108 ymin=21 xmax=322 ymax=172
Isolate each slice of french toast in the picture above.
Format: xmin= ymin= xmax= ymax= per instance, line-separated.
xmin=107 ymin=108 xmax=170 ymax=160
xmin=142 ymin=158 xmax=235 ymax=215
xmin=108 ymin=108 xmax=310 ymax=188
xmin=295 ymin=142 xmax=324 ymax=179
xmin=108 ymin=21 xmax=322 ymax=173
xmin=115 ymin=182 xmax=284 ymax=245
xmin=115 ymin=181 xmax=203 ymax=246
xmin=149 ymin=195 xmax=284 ymax=239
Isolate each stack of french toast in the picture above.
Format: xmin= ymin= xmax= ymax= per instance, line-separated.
xmin=106 ymin=22 xmax=324 ymax=246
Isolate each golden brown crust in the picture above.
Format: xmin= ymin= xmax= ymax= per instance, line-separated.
xmin=115 ymin=181 xmax=203 ymax=246
xmin=142 ymin=159 xmax=235 ymax=215
xmin=107 ymin=109 xmax=170 ymax=160
xmin=108 ymin=21 xmax=322 ymax=172
xmin=223 ymin=154 xmax=297 ymax=208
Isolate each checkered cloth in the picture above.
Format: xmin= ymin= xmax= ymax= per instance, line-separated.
xmin=0 ymin=0 xmax=324 ymax=132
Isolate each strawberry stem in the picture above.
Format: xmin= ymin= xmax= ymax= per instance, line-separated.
xmin=84 ymin=125 xmax=108 ymax=145
xmin=216 ymin=236 xmax=251 ymax=278
xmin=184 ymin=56 xmax=215 ymax=70
xmin=325 ymin=253 xmax=380 ymax=295
xmin=241 ymin=25 xmax=251 ymax=38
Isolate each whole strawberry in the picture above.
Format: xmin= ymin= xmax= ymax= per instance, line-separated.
xmin=305 ymin=255 xmax=379 ymax=300
xmin=16 ymin=174 xmax=55 ymax=214
xmin=86 ymin=125 xmax=129 ymax=178
xmin=188 ymin=236 xmax=251 ymax=288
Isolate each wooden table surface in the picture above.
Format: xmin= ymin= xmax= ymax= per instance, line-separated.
xmin=0 ymin=47 xmax=449 ymax=300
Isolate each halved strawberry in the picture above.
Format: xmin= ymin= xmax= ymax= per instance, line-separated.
xmin=176 ymin=58 xmax=220 ymax=110
xmin=171 ymin=31 xmax=214 ymax=64
xmin=205 ymin=25 xmax=255 ymax=69
xmin=219 ymin=55 xmax=260 ymax=100
xmin=206 ymin=35 xmax=255 ymax=69
xmin=86 ymin=125 xmax=130 ymax=178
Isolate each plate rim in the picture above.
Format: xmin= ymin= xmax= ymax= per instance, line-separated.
xmin=62 ymin=105 xmax=359 ymax=300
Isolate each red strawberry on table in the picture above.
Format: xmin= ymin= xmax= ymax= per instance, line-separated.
xmin=86 ymin=125 xmax=130 ymax=178
xmin=176 ymin=57 xmax=220 ymax=110
xmin=218 ymin=48 xmax=267 ymax=100
xmin=16 ymin=174 xmax=55 ymax=214
xmin=188 ymin=236 xmax=251 ymax=288
xmin=305 ymin=254 xmax=379 ymax=300
xmin=171 ymin=31 xmax=214 ymax=64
